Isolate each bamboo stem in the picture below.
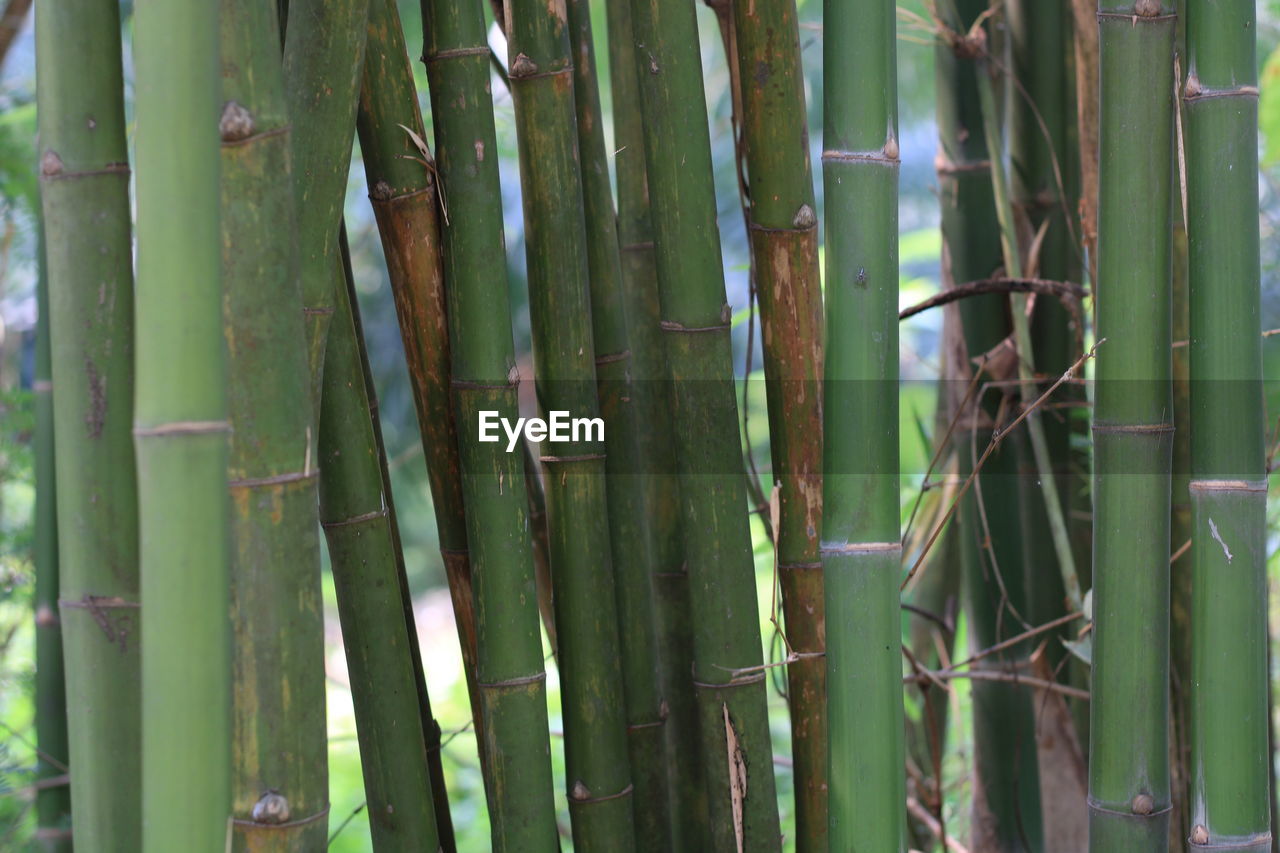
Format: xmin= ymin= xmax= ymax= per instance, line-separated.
xmin=564 ymin=0 xmax=671 ymax=843
xmin=32 ymin=198 xmax=71 ymax=853
xmin=419 ymin=0 xmax=560 ymax=844
xmin=354 ymin=0 xmax=475 ymax=824
xmin=1184 ymin=0 xmax=1270 ymax=846
xmin=627 ymin=0 xmax=783 ymax=842
xmin=35 ymin=0 xmax=140 ymax=845
xmin=604 ymin=0 xmax=705 ymax=843
xmin=133 ymin=0 xmax=228 ymax=848
xmin=729 ymin=0 xmax=827 ymax=843
xmin=503 ymin=0 xmax=637 ymax=841
xmin=319 ymin=248 xmax=443 ymax=852
xmin=1088 ymin=0 xmax=1177 ymax=847
xmin=821 ymin=0 xmax=905 ymax=847
xmin=217 ymin=2 xmax=329 ymax=846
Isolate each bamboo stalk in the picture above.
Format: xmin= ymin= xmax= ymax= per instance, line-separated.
xmin=563 ymin=0 xmax=671 ymax=843
xmin=342 ymin=228 xmax=457 ymax=849
xmin=627 ymin=0 xmax=783 ymax=843
xmin=604 ymin=0 xmax=705 ymax=843
xmin=281 ymin=0 xmax=370 ymax=405
xmin=217 ymin=2 xmax=328 ymax=847
xmin=35 ymin=0 xmax=140 ymax=846
xmin=32 ymin=202 xmax=71 ymax=853
xmin=1184 ymin=0 xmax=1270 ymax=847
xmin=933 ymin=3 xmax=1043 ymax=847
xmin=132 ymin=0 xmax=228 ymax=848
xmin=729 ymin=0 xmax=826 ymax=845
xmin=522 ymin=438 xmax=559 ymax=658
xmin=1089 ymin=0 xmax=1176 ymax=847
xmin=503 ymin=0 xmax=637 ymax=843
xmin=319 ymin=251 xmax=442 ymax=852
xmin=419 ymin=0 xmax=560 ymax=846
xmin=821 ymin=0 xmax=904 ymax=847
xmin=354 ymin=0 xmax=481 ymax=796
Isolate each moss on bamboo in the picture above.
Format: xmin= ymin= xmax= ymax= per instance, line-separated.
xmin=218 ymin=2 xmax=329 ymax=848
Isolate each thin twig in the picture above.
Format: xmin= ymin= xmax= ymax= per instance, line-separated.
xmin=899 ymin=277 xmax=1087 ymax=321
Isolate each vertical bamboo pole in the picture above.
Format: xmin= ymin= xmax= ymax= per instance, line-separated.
xmin=35 ymin=0 xmax=140 ymax=845
xmin=563 ymin=0 xmax=670 ymax=842
xmin=730 ymin=0 xmax=826 ymax=846
xmin=355 ymin=0 xmax=479 ymax=796
xmin=1089 ymin=0 xmax=1176 ymax=847
xmin=627 ymin=0 xmax=783 ymax=843
xmin=319 ymin=253 xmax=442 ymax=852
xmin=1184 ymin=0 xmax=1270 ymax=847
xmin=132 ymin=0 xmax=229 ymax=848
xmin=32 ymin=207 xmax=71 ymax=853
xmin=281 ymin=0 xmax=370 ymax=404
xmin=420 ymin=0 xmax=560 ymax=846
xmin=821 ymin=0 xmax=904 ymax=848
xmin=503 ymin=0 xmax=637 ymax=843
xmin=604 ymin=0 xmax=705 ymax=843
xmin=218 ymin=1 xmax=328 ymax=846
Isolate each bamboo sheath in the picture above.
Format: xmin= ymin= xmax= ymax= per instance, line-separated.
xmin=1184 ymin=0 xmax=1271 ymax=848
xmin=420 ymin=0 xmax=561 ymax=844
xmin=35 ymin=0 xmax=141 ymax=846
xmin=1089 ymin=0 xmax=1177 ymax=848
xmin=822 ymin=0 xmax=905 ymax=847
xmin=627 ymin=0 xmax=783 ymax=845
xmin=604 ymin=0 xmax=706 ymax=844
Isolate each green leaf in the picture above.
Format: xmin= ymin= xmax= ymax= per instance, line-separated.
xmin=1259 ymin=44 xmax=1280 ymax=167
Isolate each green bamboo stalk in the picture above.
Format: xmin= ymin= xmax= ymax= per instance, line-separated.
xmin=354 ymin=0 xmax=481 ymax=797
xmin=319 ymin=253 xmax=442 ymax=852
xmin=217 ymin=2 xmax=329 ymax=847
xmin=729 ymin=0 xmax=826 ymax=845
xmin=604 ymin=0 xmax=706 ymax=843
xmin=1184 ymin=0 xmax=1269 ymax=847
xmin=934 ymin=4 xmax=1043 ymax=848
xmin=35 ymin=0 xmax=140 ymax=846
xmin=503 ymin=0 xmax=636 ymax=844
xmin=132 ymin=0 xmax=228 ymax=848
xmin=1089 ymin=0 xmax=1176 ymax=847
xmin=32 ymin=202 xmax=72 ymax=853
xmin=282 ymin=0 xmax=370 ymax=405
xmin=342 ymin=228 xmax=457 ymax=849
xmin=563 ymin=0 xmax=670 ymax=843
xmin=627 ymin=0 xmax=782 ymax=844
xmin=419 ymin=0 xmax=560 ymax=846
xmin=821 ymin=0 xmax=904 ymax=848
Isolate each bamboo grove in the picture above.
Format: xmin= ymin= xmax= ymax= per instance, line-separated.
xmin=17 ymin=0 xmax=1275 ymax=849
